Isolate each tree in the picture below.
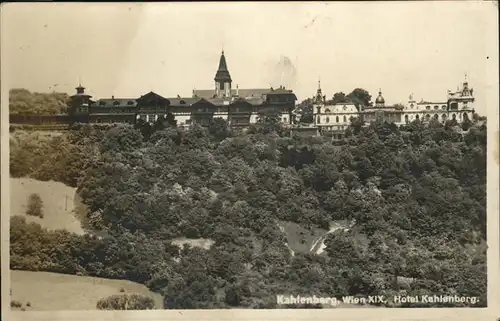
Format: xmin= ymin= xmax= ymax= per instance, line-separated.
xmin=258 ymin=107 xmax=281 ymax=125
xmin=9 ymin=88 xmax=69 ymax=115
xmin=461 ymin=119 xmax=473 ymax=131
xmin=331 ymin=92 xmax=349 ymax=105
xmin=254 ymin=107 xmax=285 ymax=134
xmin=394 ymin=103 xmax=405 ymax=111
xmin=347 ymin=88 xmax=372 ymax=109
xmin=295 ymin=98 xmax=314 ymax=123
xmin=26 ymin=193 xmax=43 ymax=218
xmin=208 ymin=117 xmax=230 ymax=140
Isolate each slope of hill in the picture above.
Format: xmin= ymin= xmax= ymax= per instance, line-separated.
xmin=10 ymin=270 xmax=163 ymax=310
xmin=10 ymin=177 xmax=85 ymax=235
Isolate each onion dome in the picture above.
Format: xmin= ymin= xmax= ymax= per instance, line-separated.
xmin=375 ymin=89 xmax=385 ymax=105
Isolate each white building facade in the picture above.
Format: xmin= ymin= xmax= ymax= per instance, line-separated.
xmin=309 ymin=77 xmax=476 ymax=138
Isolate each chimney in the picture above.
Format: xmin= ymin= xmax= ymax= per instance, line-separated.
xmin=236 ymin=84 xmax=239 ymax=96
xmin=112 ymin=95 xmax=115 ymax=99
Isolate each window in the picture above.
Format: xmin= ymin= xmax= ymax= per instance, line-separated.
xmin=99 ymin=101 xmax=106 ymax=106
xmin=426 ymin=106 xmax=430 ymax=110
xmin=441 ymin=114 xmax=447 ymax=120
xmin=325 ymin=109 xmax=331 ymax=113
xmin=434 ymin=105 xmax=439 ymax=110
xmin=343 ymin=115 xmax=347 ymax=122
xmin=113 ymin=101 xmax=120 ymax=106
xmin=180 ymin=100 xmax=186 ymax=105
xmin=326 ymin=117 xmax=330 ymax=123
xmin=127 ymin=101 xmax=134 ymax=105
xmin=343 ymin=105 xmax=347 ymax=111
xmin=336 ymin=116 xmax=339 ymax=123
xmin=442 ymin=105 xmax=447 ymax=110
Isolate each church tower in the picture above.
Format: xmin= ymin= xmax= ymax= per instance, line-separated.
xmin=315 ymin=79 xmax=324 ymax=103
xmin=214 ymin=50 xmax=232 ymax=99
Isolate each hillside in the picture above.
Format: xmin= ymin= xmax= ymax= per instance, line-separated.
xmin=10 ymin=270 xmax=163 ymax=310
xmin=9 ymin=88 xmax=69 ymax=115
xmin=10 ymin=177 xmax=85 ymax=235
xmin=9 ymin=120 xmax=488 ymax=308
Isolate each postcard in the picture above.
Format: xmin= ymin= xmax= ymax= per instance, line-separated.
xmin=1 ymin=2 xmax=499 ymax=321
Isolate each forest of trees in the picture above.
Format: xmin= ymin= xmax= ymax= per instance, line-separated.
xmin=10 ymin=114 xmax=487 ymax=308
xmin=9 ymin=88 xmax=69 ymax=115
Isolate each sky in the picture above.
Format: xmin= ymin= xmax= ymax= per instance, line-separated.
xmin=1 ymin=2 xmax=498 ymax=115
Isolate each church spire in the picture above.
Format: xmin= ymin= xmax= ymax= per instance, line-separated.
xmin=315 ymin=78 xmax=323 ymax=102
xmin=214 ymin=50 xmax=231 ymax=83
xmin=214 ymin=50 xmax=232 ymax=99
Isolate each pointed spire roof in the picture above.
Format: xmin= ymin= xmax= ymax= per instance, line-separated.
xmin=214 ymin=50 xmax=232 ymax=82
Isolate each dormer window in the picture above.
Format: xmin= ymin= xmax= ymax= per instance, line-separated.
xmin=99 ymin=101 xmax=106 ymax=106
xmin=325 ymin=109 xmax=331 ymax=113
xmin=113 ymin=101 xmax=120 ymax=106
xmin=343 ymin=105 xmax=347 ymax=111
xmin=127 ymin=101 xmax=134 ymax=105
xmin=426 ymin=106 xmax=431 ymax=110
xmin=434 ymin=105 xmax=439 ymax=110
xmin=180 ymin=100 xmax=186 ymax=105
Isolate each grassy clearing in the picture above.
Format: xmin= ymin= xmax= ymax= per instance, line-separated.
xmin=10 ymin=270 xmax=163 ymax=310
xmin=10 ymin=177 xmax=85 ymax=235
xmin=278 ymin=220 xmax=328 ymax=254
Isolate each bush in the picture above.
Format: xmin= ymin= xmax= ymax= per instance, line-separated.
xmin=11 ymin=300 xmax=22 ymax=308
xmin=26 ymin=301 xmax=31 ymax=307
xmin=119 ymin=287 xmax=125 ymax=292
xmin=26 ymin=193 xmax=43 ymax=218
xmin=96 ymin=294 xmax=155 ymax=310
